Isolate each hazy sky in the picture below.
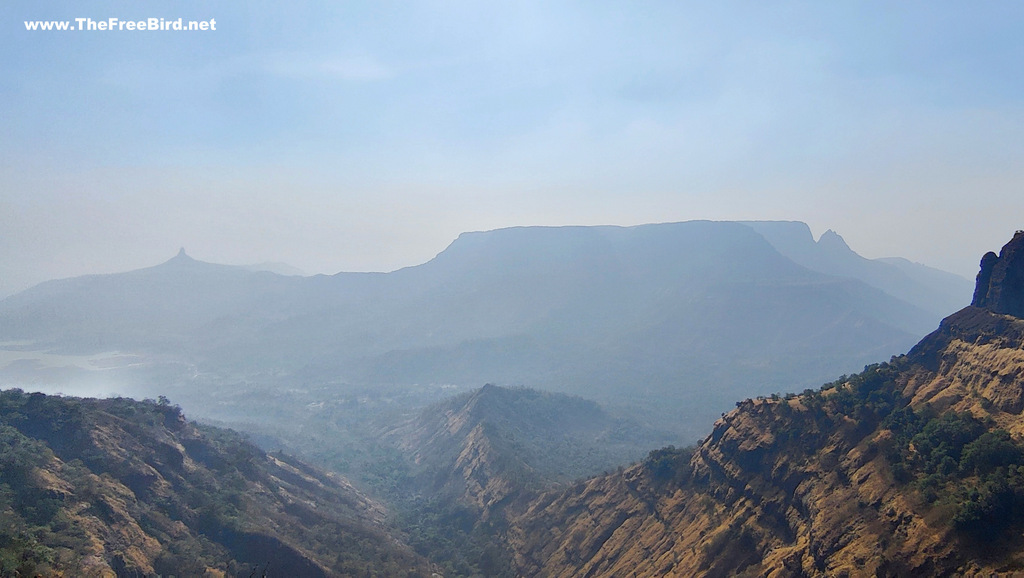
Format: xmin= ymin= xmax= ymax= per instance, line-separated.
xmin=2 ymin=1 xmax=1023 ymax=296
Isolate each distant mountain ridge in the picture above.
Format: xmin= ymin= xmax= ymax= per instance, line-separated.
xmin=0 ymin=220 xmax=971 ymax=438
xmin=741 ymin=221 xmax=972 ymax=317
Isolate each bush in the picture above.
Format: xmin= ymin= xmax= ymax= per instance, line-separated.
xmin=960 ymin=430 xmax=1024 ymax=475
xmin=879 ymin=404 xmax=1024 ymax=541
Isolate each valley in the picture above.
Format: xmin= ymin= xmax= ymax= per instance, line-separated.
xmin=5 ymin=221 xmax=1016 ymax=577
xmin=5 ymin=3 xmax=1018 ymax=575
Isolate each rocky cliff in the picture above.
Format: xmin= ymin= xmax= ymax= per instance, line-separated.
xmin=972 ymin=230 xmax=1024 ymax=318
xmin=506 ymin=230 xmax=1024 ymax=577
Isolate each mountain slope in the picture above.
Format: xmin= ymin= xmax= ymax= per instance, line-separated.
xmin=0 ymin=390 xmax=431 ymax=577
xmin=385 ymin=384 xmax=674 ymax=503
xmin=506 ymin=230 xmax=1024 ymax=577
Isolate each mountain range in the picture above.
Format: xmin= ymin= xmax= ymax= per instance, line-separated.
xmin=0 ymin=220 xmax=971 ymax=439
xmin=1 ymin=229 xmax=1021 ymax=576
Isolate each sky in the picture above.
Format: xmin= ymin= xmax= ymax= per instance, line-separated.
xmin=2 ymin=1 xmax=1024 ymax=297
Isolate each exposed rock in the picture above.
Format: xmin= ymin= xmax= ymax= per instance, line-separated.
xmin=971 ymin=230 xmax=1024 ymax=318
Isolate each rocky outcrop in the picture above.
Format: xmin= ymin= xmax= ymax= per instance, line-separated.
xmin=972 ymin=230 xmax=1024 ymax=318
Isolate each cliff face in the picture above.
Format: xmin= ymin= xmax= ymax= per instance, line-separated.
xmin=972 ymin=230 xmax=1024 ymax=318
xmin=508 ymin=231 xmax=1024 ymax=577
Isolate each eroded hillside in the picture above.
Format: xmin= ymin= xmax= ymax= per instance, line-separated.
xmin=0 ymin=391 xmax=431 ymax=577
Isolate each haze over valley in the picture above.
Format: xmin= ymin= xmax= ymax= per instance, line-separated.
xmin=0 ymin=220 xmax=971 ymax=442
xmin=4 ymin=1 xmax=1024 ymax=575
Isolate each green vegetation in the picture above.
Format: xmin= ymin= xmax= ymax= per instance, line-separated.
xmin=643 ymin=445 xmax=696 ymax=486
xmin=0 ymin=425 xmax=60 ymax=577
xmin=631 ymin=355 xmax=1024 ymax=548
xmin=0 ymin=388 xmax=430 ymax=577
xmin=782 ymin=359 xmax=1024 ymax=542
xmin=397 ymin=497 xmax=514 ymax=578
xmin=816 ymin=360 xmax=906 ymax=425
xmin=882 ymin=408 xmax=1024 ymax=541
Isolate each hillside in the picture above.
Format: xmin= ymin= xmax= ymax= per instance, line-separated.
xmin=387 ymin=384 xmax=675 ymax=491
xmin=0 ymin=221 xmax=964 ymax=440
xmin=506 ymin=230 xmax=1024 ymax=576
xmin=0 ymin=390 xmax=431 ymax=577
xmin=319 ymin=385 xmax=672 ymax=577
